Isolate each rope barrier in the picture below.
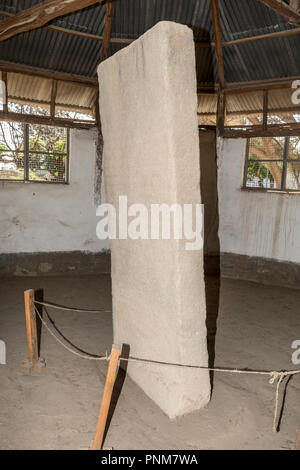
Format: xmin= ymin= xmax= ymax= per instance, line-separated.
xmin=34 ymin=306 xmax=109 ymax=361
xmin=34 ymin=300 xmax=112 ymax=314
xmin=34 ymin=304 xmax=300 ymax=433
xmin=120 ymin=357 xmax=300 ymax=433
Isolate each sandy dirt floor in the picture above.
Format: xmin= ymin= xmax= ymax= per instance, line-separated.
xmin=0 ymin=274 xmax=299 ymax=450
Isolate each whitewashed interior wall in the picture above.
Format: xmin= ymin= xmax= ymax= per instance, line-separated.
xmin=218 ymin=137 xmax=300 ymax=264
xmin=0 ymin=128 xmax=108 ymax=254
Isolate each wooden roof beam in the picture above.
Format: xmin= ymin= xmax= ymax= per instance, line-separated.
xmin=290 ymin=0 xmax=300 ymax=13
xmin=100 ymin=0 xmax=116 ymax=62
xmin=0 ymin=60 xmax=98 ymax=88
xmin=225 ymin=75 xmax=300 ymax=93
xmin=210 ymin=0 xmax=225 ymax=90
xmin=222 ymin=25 xmax=300 ymax=47
xmin=0 ymin=9 xmax=134 ymax=45
xmin=0 ymin=61 xmax=298 ymax=96
xmin=259 ymin=0 xmax=300 ymax=25
xmin=198 ymin=105 xmax=300 ymax=116
xmin=0 ymin=0 xmax=105 ymax=42
xmin=8 ymin=95 xmax=92 ymax=114
xmin=0 ymin=110 xmax=95 ymax=129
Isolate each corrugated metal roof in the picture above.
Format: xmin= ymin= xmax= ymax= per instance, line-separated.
xmin=56 ymin=80 xmax=95 ymax=108
xmin=223 ymin=35 xmax=300 ymax=82
xmin=198 ymin=94 xmax=218 ymax=114
xmin=197 ymin=86 xmax=300 ymax=123
xmin=0 ymin=0 xmax=299 ymax=113
xmin=111 ymin=0 xmax=212 ymax=41
xmin=7 ymin=72 xmax=52 ymax=102
xmin=6 ymin=72 xmax=95 ymax=115
xmin=0 ymin=0 xmax=298 ymax=83
xmin=226 ymin=90 xmax=264 ymax=112
xmin=0 ymin=27 xmax=102 ymax=77
xmin=219 ymin=0 xmax=295 ymax=41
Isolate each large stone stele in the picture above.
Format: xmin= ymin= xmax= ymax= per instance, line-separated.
xmin=98 ymin=21 xmax=211 ymax=419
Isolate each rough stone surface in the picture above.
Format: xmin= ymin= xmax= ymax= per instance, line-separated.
xmin=98 ymin=21 xmax=210 ymax=418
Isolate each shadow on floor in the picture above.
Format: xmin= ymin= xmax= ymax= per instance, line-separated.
xmin=204 ymin=270 xmax=220 ymax=390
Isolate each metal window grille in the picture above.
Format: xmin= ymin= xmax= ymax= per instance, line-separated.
xmin=243 ymin=136 xmax=300 ymax=191
xmin=0 ymin=122 xmax=69 ymax=184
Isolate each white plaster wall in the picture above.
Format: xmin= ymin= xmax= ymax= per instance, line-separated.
xmin=218 ymin=137 xmax=300 ymax=263
xmin=0 ymin=128 xmax=109 ymax=254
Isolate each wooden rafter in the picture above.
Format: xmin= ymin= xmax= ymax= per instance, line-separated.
xmin=224 ymin=125 xmax=300 ymax=138
xmin=196 ymin=24 xmax=300 ymax=47
xmin=221 ymin=25 xmax=300 ymax=47
xmin=100 ymin=1 xmax=116 ymax=62
xmin=0 ymin=9 xmax=133 ymax=45
xmin=0 ymin=60 xmax=97 ymax=88
xmin=198 ymin=105 xmax=300 ymax=117
xmin=226 ymin=75 xmax=300 ymax=93
xmin=290 ymin=0 xmax=300 ymax=13
xmin=0 ymin=110 xmax=95 ymax=129
xmin=48 ymin=24 xmax=132 ymax=44
xmin=199 ymin=75 xmax=300 ymax=95
xmin=0 ymin=0 xmax=105 ymax=42
xmin=210 ymin=0 xmax=225 ymax=90
xmin=259 ymin=0 xmax=300 ymax=25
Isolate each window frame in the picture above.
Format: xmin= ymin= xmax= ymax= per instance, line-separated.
xmin=0 ymin=122 xmax=70 ymax=184
xmin=243 ymin=136 xmax=300 ymax=192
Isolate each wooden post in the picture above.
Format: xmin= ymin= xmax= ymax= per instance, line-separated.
xmin=295 ymin=426 xmax=300 ymax=450
xmin=22 ymin=289 xmax=45 ymax=372
xmin=210 ymin=0 xmax=225 ymax=90
xmin=100 ymin=0 xmax=116 ymax=62
xmin=24 ymin=289 xmax=38 ymax=364
xmin=263 ymin=89 xmax=268 ymax=131
xmin=2 ymin=71 xmax=8 ymax=113
xmin=92 ymin=344 xmax=121 ymax=450
xmin=50 ymin=79 xmax=57 ymax=118
xmin=217 ymin=91 xmax=226 ymax=136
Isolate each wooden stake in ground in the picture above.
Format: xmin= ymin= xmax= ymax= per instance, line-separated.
xmin=22 ymin=289 xmax=45 ymax=372
xmin=295 ymin=426 xmax=300 ymax=450
xmin=92 ymin=344 xmax=121 ymax=450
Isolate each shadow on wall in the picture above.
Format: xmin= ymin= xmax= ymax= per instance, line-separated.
xmin=199 ymin=129 xmax=221 ymax=390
